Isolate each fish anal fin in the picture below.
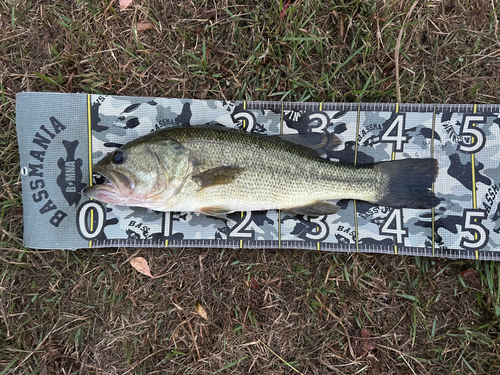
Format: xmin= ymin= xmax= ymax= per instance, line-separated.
xmin=193 ymin=166 xmax=246 ymax=188
xmin=286 ymin=201 xmax=340 ymax=216
xmin=200 ymin=206 xmax=235 ymax=222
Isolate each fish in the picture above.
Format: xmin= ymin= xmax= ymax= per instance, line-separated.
xmin=83 ymin=125 xmax=439 ymax=220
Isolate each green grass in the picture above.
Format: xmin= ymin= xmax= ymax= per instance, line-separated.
xmin=2 ymin=0 xmax=500 ymax=373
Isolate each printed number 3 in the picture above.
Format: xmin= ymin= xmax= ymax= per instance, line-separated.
xmin=460 ymin=209 xmax=489 ymax=250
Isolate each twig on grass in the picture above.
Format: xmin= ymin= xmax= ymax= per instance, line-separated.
xmin=258 ymin=339 xmax=303 ymax=374
xmin=395 ymin=0 xmax=419 ymax=102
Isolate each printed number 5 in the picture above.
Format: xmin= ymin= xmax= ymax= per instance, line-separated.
xmin=460 ymin=209 xmax=489 ymax=250
xmin=458 ymin=115 xmax=485 ymax=153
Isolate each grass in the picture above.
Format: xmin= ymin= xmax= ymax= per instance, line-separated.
xmin=1 ymin=0 xmax=500 ymax=373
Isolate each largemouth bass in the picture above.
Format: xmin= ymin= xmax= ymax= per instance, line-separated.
xmin=83 ymin=125 xmax=439 ymax=219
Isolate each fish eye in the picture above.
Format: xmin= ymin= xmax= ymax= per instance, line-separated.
xmin=112 ymin=150 xmax=126 ymax=164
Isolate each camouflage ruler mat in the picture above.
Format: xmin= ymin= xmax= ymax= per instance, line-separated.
xmin=15 ymin=92 xmax=500 ymax=260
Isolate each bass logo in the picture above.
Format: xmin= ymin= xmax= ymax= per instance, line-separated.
xmin=57 ymin=140 xmax=86 ymax=206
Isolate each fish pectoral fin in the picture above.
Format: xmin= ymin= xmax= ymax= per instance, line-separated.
xmin=200 ymin=206 xmax=235 ymax=223
xmin=193 ymin=166 xmax=246 ymax=188
xmin=285 ymin=201 xmax=340 ymax=216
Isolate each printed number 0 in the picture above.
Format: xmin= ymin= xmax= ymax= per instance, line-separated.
xmin=460 ymin=209 xmax=489 ymax=250
xmin=76 ymin=201 xmax=105 ymax=240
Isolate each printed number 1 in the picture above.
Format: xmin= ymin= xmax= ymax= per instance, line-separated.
xmin=461 ymin=209 xmax=489 ymax=250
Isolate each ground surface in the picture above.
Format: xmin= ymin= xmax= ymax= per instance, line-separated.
xmin=1 ymin=0 xmax=500 ymax=374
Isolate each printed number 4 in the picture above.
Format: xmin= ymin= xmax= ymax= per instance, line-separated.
xmin=461 ymin=209 xmax=489 ymax=250
xmin=380 ymin=113 xmax=409 ymax=152
xmin=380 ymin=208 xmax=408 ymax=245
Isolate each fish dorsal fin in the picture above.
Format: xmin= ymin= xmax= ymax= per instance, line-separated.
xmin=276 ymin=132 xmax=341 ymax=156
xmin=193 ymin=166 xmax=246 ymax=188
xmin=285 ymin=200 xmax=340 ymax=216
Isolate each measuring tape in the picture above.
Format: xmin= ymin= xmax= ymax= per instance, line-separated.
xmin=16 ymin=93 xmax=500 ymax=260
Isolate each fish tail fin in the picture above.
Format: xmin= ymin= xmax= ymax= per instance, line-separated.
xmin=375 ymin=158 xmax=439 ymax=209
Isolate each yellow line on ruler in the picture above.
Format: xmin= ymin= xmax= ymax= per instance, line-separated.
xmin=278 ymin=101 xmax=284 ymax=249
xmin=472 ymin=105 xmax=477 ymax=210
xmin=431 ymin=104 xmax=436 ymax=257
xmin=87 ymin=95 xmax=93 ymax=248
xmin=280 ymin=101 xmax=284 ymax=134
xmin=472 ymin=104 xmax=478 ymax=259
xmin=165 ymin=239 xmax=168 ymax=247
xmin=240 ymin=212 xmax=244 ymax=248
xmin=394 ymin=103 xmax=399 ymax=254
xmin=243 ymin=100 xmax=247 ymax=129
xmin=278 ymin=210 xmax=281 ymax=249
xmin=472 ymin=154 xmax=477 ymax=208
xmin=392 ymin=103 xmax=399 ymax=161
xmin=318 ymin=101 xmax=323 ymax=251
xmin=354 ymin=103 xmax=361 ymax=252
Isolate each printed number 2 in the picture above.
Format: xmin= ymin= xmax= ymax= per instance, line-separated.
xmin=380 ymin=113 xmax=409 ymax=152
xmin=461 ymin=209 xmax=489 ymax=250
xmin=380 ymin=208 xmax=408 ymax=245
xmin=229 ymin=212 xmax=254 ymax=239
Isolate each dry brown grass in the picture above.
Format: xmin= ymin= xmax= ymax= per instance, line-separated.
xmin=1 ymin=0 xmax=500 ymax=374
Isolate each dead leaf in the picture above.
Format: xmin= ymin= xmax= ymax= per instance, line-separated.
xmin=194 ymin=82 xmax=210 ymax=99
xmin=196 ymin=302 xmax=208 ymax=320
xmin=39 ymin=365 xmax=47 ymax=375
xmin=250 ymin=277 xmax=259 ymax=291
xmin=136 ymin=21 xmax=154 ymax=32
xmin=120 ymin=0 xmax=133 ymax=11
xmin=461 ymin=268 xmax=481 ymax=288
xmin=362 ymin=341 xmax=376 ymax=354
xmin=361 ymin=328 xmax=371 ymax=338
xmin=130 ymin=257 xmax=153 ymax=277
xmin=355 ymin=328 xmax=376 ymax=358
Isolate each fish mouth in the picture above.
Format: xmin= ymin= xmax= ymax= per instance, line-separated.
xmin=83 ymin=169 xmax=136 ymax=204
